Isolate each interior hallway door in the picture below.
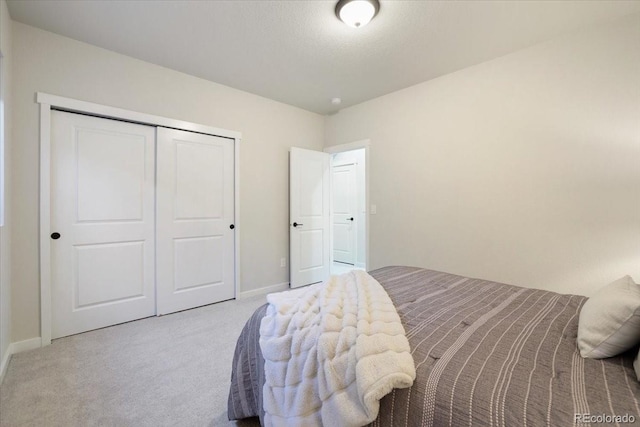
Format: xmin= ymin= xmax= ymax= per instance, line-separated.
xmin=332 ymin=163 xmax=357 ymax=264
xmin=289 ymin=147 xmax=331 ymax=288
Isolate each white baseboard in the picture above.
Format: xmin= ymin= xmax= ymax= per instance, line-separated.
xmin=0 ymin=337 xmax=42 ymax=385
xmin=0 ymin=347 xmax=11 ymax=385
xmin=11 ymin=337 xmax=42 ymax=354
xmin=238 ymin=282 xmax=289 ymax=299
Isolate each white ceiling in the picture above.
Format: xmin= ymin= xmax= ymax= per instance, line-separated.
xmin=7 ymin=0 xmax=640 ymax=115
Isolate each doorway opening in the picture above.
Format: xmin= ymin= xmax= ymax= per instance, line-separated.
xmin=326 ymin=142 xmax=369 ymax=276
xmin=288 ymin=141 xmax=369 ymax=288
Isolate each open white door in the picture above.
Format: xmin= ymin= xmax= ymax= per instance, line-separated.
xmin=290 ymin=147 xmax=331 ymax=288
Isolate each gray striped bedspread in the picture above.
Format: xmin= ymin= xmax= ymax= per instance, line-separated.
xmin=228 ymin=266 xmax=640 ymax=426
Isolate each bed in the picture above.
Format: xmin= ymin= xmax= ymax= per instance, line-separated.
xmin=228 ymin=266 xmax=640 ymax=426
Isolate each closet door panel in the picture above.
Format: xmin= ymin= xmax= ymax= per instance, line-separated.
xmin=156 ymin=128 xmax=235 ymax=315
xmin=173 ymin=236 xmax=223 ymax=292
xmin=50 ymin=111 xmax=156 ymax=339
xmin=174 ymin=142 xmax=225 ymax=219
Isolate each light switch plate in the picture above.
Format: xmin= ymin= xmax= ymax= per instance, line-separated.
xmin=370 ymin=204 xmax=377 ymax=215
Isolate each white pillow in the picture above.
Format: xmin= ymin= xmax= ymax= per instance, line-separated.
xmin=577 ymin=275 xmax=640 ymax=359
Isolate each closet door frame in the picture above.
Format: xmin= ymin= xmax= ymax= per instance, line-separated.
xmin=38 ymin=92 xmax=241 ymax=346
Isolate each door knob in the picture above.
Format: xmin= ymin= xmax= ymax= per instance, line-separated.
xmin=293 ymin=222 xmax=303 ymax=227
xmin=348 ymin=217 xmax=354 ymax=221
xmin=51 ymin=232 xmax=61 ymax=240
xmin=229 ymin=224 xmax=235 ymax=230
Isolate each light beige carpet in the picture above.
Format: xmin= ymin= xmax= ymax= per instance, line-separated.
xmin=0 ymin=295 xmax=268 ymax=426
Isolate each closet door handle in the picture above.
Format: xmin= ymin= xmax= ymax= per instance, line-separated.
xmin=293 ymin=222 xmax=303 ymax=228
xmin=229 ymin=224 xmax=235 ymax=230
xmin=51 ymin=232 xmax=61 ymax=240
xmin=348 ymin=217 xmax=354 ymax=221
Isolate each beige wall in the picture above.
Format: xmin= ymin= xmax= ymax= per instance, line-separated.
xmin=7 ymin=12 xmax=640 ymax=344
xmin=325 ymin=14 xmax=640 ymax=296
xmin=0 ymin=0 xmax=11 ymax=373
xmin=11 ymin=22 xmax=324 ymax=342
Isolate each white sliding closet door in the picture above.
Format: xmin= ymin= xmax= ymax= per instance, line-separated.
xmin=51 ymin=111 xmax=156 ymax=339
xmin=156 ymin=128 xmax=235 ymax=315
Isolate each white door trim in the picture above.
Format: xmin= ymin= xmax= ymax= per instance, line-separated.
xmin=38 ymin=93 xmax=241 ymax=346
xmin=324 ymin=140 xmax=370 ymax=271
xmin=39 ymin=102 xmax=53 ymax=346
xmin=36 ymin=93 xmax=241 ymax=140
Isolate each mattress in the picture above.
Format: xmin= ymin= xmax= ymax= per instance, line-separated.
xmin=228 ymin=266 xmax=640 ymax=426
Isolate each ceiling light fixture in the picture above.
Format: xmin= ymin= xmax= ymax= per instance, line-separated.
xmin=335 ymin=0 xmax=380 ymax=28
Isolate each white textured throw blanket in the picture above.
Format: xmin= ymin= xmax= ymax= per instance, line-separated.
xmin=259 ymin=270 xmax=416 ymax=427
